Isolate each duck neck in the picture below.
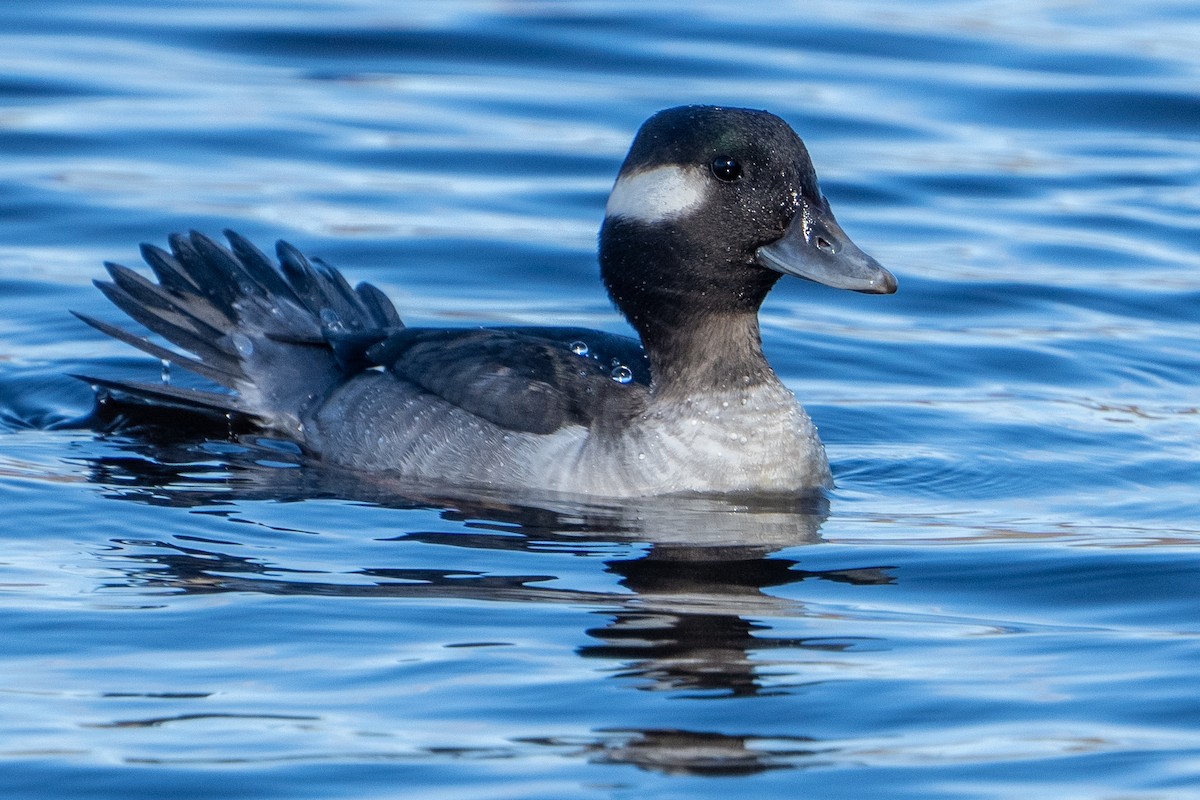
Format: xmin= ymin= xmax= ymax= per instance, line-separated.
xmin=641 ymin=311 xmax=780 ymax=399
xmin=600 ymin=216 xmax=788 ymax=398
xmin=600 ymin=218 xmax=786 ymax=399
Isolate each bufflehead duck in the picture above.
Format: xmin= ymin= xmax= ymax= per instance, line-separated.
xmin=75 ymin=105 xmax=896 ymax=497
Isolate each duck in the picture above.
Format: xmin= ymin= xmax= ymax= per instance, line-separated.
xmin=74 ymin=105 xmax=896 ymax=498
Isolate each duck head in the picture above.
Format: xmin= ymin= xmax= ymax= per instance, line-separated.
xmin=599 ymin=105 xmax=896 ymax=345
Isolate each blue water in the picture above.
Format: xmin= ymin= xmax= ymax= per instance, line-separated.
xmin=2 ymin=1 xmax=1199 ymax=797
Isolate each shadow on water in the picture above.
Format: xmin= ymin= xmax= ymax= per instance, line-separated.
xmin=53 ymin=408 xmax=897 ymax=776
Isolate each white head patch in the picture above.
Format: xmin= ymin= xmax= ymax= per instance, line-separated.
xmin=604 ymin=165 xmax=708 ymax=224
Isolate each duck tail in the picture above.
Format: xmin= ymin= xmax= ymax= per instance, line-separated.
xmin=72 ymin=230 xmax=402 ymax=434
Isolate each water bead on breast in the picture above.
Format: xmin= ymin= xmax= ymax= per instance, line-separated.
xmin=610 ymin=365 xmax=634 ymax=384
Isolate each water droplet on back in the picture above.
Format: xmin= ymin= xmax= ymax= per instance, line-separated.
xmin=569 ymin=341 xmax=589 ymax=356
xmin=610 ymin=365 xmax=633 ymax=384
xmin=231 ymin=333 xmax=254 ymax=357
xmin=320 ymin=307 xmax=344 ymax=332
xmin=160 ymin=358 xmax=171 ymax=385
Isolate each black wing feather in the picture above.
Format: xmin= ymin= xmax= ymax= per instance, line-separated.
xmin=369 ymin=327 xmax=649 ymax=435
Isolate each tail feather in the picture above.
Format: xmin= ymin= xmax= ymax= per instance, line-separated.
xmin=103 ymin=261 xmax=233 ymax=338
xmin=75 ymin=230 xmax=403 ymax=433
xmin=140 ymin=242 xmax=201 ymax=295
xmin=168 ymin=231 xmax=256 ymax=312
xmin=91 ymin=276 xmax=244 ymax=381
xmin=72 ymin=310 xmax=236 ymax=387
xmin=72 ymin=374 xmax=252 ymax=418
xmin=277 ymin=241 xmax=385 ymax=334
xmin=356 ymin=281 xmax=403 ymax=328
xmin=223 ymin=230 xmax=306 ymax=304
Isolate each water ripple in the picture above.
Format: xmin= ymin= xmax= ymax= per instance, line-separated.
xmin=2 ymin=1 xmax=1200 ymax=798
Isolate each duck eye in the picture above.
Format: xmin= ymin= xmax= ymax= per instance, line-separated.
xmin=710 ymin=155 xmax=742 ymax=183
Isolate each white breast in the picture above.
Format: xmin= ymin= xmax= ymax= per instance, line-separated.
xmin=532 ymin=383 xmax=832 ymax=496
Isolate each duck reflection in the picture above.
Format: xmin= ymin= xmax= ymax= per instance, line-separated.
xmin=580 ymin=557 xmax=883 ymax=698
xmin=82 ymin=430 xmax=893 ymax=690
xmin=76 ymin=425 xmax=894 ymax=771
xmin=523 ymin=728 xmax=828 ymax=776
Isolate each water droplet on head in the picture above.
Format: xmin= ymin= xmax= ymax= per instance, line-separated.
xmin=160 ymin=358 xmax=171 ymax=385
xmin=637 ymin=452 xmax=646 ymax=461
xmin=610 ymin=365 xmax=633 ymax=384
xmin=569 ymin=341 xmax=589 ymax=356
xmin=231 ymin=333 xmax=254 ymax=357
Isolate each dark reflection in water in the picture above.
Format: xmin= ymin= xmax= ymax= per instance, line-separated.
xmin=583 ymin=551 xmax=891 ymax=698
xmin=86 ymin=712 xmax=319 ymax=730
xmin=68 ymin=426 xmax=895 ymax=772
xmin=523 ymin=728 xmax=828 ymax=776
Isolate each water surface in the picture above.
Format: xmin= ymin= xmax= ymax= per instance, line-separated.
xmin=1 ymin=1 xmax=1199 ymax=798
